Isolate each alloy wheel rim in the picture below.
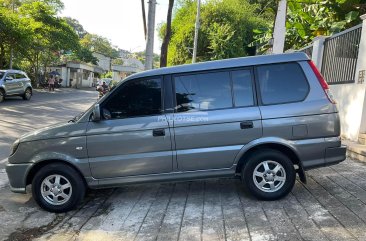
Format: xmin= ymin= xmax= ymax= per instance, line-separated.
xmin=41 ymin=174 xmax=72 ymax=205
xmin=252 ymin=160 xmax=286 ymax=193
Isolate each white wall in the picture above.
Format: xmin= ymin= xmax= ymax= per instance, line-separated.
xmin=330 ymin=84 xmax=366 ymax=141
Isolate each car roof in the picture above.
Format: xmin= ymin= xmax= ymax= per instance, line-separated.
xmin=0 ymin=69 xmax=26 ymax=74
xmin=124 ymin=52 xmax=309 ymax=81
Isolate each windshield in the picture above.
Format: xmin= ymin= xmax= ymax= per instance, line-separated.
xmin=0 ymin=72 xmax=4 ymax=79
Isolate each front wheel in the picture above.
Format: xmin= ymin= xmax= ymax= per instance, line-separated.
xmin=32 ymin=163 xmax=86 ymax=213
xmin=242 ymin=149 xmax=296 ymax=200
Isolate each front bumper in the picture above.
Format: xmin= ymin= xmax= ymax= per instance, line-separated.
xmin=5 ymin=161 xmax=33 ymax=194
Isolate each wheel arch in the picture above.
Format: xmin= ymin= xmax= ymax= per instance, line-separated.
xmin=235 ymin=142 xmax=306 ymax=183
xmin=26 ymin=159 xmax=87 ymax=187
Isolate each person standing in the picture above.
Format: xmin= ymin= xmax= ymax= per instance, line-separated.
xmin=48 ymin=75 xmax=55 ymax=92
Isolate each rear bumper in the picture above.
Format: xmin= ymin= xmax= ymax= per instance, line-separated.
xmin=5 ymin=161 xmax=33 ymax=194
xmin=295 ymin=137 xmax=346 ymax=170
xmin=324 ymin=145 xmax=347 ymax=166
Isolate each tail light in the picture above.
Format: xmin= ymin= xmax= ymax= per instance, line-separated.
xmin=308 ymin=60 xmax=336 ymax=104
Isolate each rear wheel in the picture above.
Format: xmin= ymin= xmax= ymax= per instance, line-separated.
xmin=0 ymin=89 xmax=4 ymax=103
xmin=242 ymin=149 xmax=296 ymax=200
xmin=32 ymin=163 xmax=85 ymax=213
xmin=23 ymin=88 xmax=32 ymax=100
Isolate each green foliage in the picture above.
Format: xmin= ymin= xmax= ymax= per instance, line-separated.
xmin=131 ymin=51 xmax=160 ymax=68
xmin=80 ymin=33 xmax=119 ymax=58
xmin=251 ymin=0 xmax=365 ymax=52
xmin=286 ymin=0 xmax=363 ymax=49
xmin=0 ymin=0 xmax=80 ymax=84
xmin=159 ymin=0 xmax=267 ymax=66
xmin=102 ymin=71 xmax=113 ymax=78
xmin=112 ymin=58 xmax=124 ymax=65
xmin=63 ymin=17 xmax=87 ymax=38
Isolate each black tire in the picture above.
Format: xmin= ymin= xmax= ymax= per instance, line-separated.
xmin=22 ymin=88 xmax=32 ymax=100
xmin=0 ymin=89 xmax=4 ymax=103
xmin=242 ymin=149 xmax=296 ymax=200
xmin=32 ymin=163 xmax=86 ymax=213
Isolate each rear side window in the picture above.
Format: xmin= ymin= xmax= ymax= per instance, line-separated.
xmin=15 ymin=73 xmax=26 ymax=79
xmin=257 ymin=63 xmax=309 ymax=105
xmin=174 ymin=71 xmax=232 ymax=112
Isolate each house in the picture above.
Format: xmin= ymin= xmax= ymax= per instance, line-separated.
xmin=48 ymin=61 xmax=104 ymax=88
xmin=111 ymin=57 xmax=144 ymax=81
xmin=49 ymin=51 xmax=144 ymax=88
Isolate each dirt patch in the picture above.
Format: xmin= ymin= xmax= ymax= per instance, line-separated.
xmin=6 ymin=214 xmax=65 ymax=241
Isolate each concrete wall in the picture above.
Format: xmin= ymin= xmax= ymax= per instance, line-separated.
xmin=330 ymin=84 xmax=366 ymax=141
xmin=309 ymin=15 xmax=366 ymax=141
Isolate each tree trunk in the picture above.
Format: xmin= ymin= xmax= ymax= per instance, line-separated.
xmin=160 ymin=0 xmax=174 ymax=67
xmin=0 ymin=44 xmax=5 ymax=69
xmin=141 ymin=0 xmax=147 ymax=40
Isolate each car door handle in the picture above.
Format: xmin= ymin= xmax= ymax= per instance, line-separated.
xmin=240 ymin=121 xmax=254 ymax=129
xmin=153 ymin=128 xmax=165 ymax=137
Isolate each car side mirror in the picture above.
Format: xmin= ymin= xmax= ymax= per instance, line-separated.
xmin=92 ymin=104 xmax=101 ymax=121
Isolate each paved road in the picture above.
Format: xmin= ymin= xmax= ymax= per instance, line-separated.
xmin=1 ymin=89 xmax=366 ymax=241
xmin=0 ymin=88 xmax=97 ymax=164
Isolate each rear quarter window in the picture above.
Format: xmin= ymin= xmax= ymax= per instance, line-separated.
xmin=257 ymin=62 xmax=309 ymax=105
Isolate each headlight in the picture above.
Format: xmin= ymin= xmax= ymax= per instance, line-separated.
xmin=10 ymin=139 xmax=20 ymax=156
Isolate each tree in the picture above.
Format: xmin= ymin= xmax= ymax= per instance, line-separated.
xmin=160 ymin=0 xmax=174 ymax=67
xmin=250 ymin=0 xmax=366 ymax=52
xmin=63 ymin=17 xmax=88 ymax=38
xmin=159 ymin=0 xmax=267 ymax=66
xmin=0 ymin=0 xmax=80 ymax=83
xmin=286 ymin=0 xmax=364 ymax=50
xmin=0 ymin=5 xmax=31 ymax=68
xmin=80 ymin=33 xmax=119 ymax=58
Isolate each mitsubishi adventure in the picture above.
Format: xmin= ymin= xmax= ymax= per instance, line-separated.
xmin=6 ymin=53 xmax=346 ymax=212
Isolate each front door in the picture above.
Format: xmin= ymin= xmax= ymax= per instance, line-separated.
xmin=172 ymin=69 xmax=262 ymax=171
xmin=87 ymin=77 xmax=173 ymax=179
xmin=3 ymin=73 xmax=19 ymax=95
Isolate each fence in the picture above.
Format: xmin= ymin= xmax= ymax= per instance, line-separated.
xmin=298 ymin=45 xmax=313 ymax=58
xmin=321 ymin=24 xmax=362 ymax=85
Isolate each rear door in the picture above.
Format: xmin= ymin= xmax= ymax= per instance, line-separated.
xmin=172 ymin=69 xmax=262 ymax=171
xmin=14 ymin=73 xmax=28 ymax=93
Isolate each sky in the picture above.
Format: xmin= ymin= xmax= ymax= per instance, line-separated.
xmin=60 ymin=0 xmax=170 ymax=54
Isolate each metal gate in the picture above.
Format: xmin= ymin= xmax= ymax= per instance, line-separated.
xmin=321 ymin=24 xmax=362 ymax=84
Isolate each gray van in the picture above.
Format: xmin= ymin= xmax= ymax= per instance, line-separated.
xmin=6 ymin=53 xmax=346 ymax=212
xmin=0 ymin=70 xmax=33 ymax=102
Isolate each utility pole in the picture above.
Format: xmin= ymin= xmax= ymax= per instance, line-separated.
xmin=272 ymin=0 xmax=287 ymax=54
xmin=145 ymin=0 xmax=157 ymax=70
xmin=192 ymin=0 xmax=200 ymax=63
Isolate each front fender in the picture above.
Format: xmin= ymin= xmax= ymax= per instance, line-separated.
xmin=27 ymin=151 xmax=91 ymax=177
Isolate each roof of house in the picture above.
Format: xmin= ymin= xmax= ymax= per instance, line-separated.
xmin=125 ymin=52 xmax=309 ymax=81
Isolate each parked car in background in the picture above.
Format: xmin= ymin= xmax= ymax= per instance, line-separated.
xmin=6 ymin=53 xmax=346 ymax=212
xmin=0 ymin=70 xmax=33 ymax=102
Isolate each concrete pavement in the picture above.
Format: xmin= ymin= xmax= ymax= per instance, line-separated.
xmin=0 ymin=88 xmax=366 ymax=240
